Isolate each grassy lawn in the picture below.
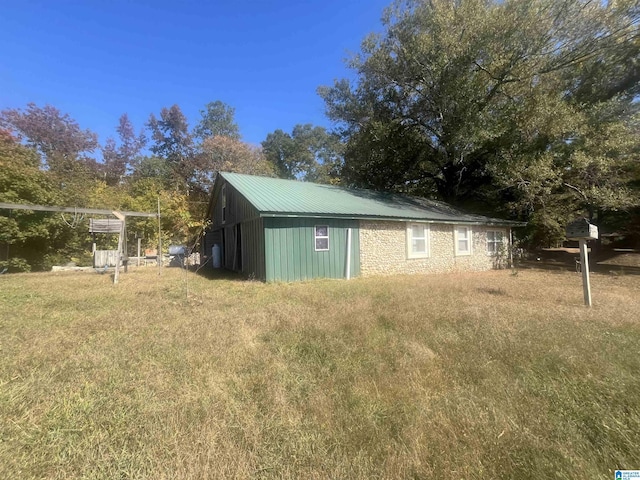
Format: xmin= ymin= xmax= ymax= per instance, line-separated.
xmin=1 ymin=267 xmax=639 ymax=479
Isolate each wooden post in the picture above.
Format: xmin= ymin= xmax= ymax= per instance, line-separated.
xmin=137 ymin=237 xmax=141 ymax=267
xmin=157 ymin=197 xmax=162 ymax=274
xmin=114 ymin=222 xmax=124 ymax=284
xmin=579 ymin=239 xmax=592 ymax=307
xmin=91 ymin=232 xmax=96 ymax=268
xmin=123 ymin=220 xmax=127 ymax=266
xmin=112 ymin=212 xmax=126 ymax=285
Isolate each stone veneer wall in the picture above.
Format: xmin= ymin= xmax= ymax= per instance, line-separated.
xmin=359 ymin=220 xmax=507 ymax=277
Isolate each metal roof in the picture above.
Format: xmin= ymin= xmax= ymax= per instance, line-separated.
xmin=219 ymin=172 xmax=522 ymax=226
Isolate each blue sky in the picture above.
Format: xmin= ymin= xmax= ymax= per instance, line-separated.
xmin=0 ymin=0 xmax=390 ymax=150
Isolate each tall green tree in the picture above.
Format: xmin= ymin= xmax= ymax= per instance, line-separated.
xmin=261 ymin=129 xmax=298 ymax=178
xmin=319 ymin=0 xmax=640 ymax=244
xmin=147 ymin=105 xmax=194 ymax=189
xmin=131 ymin=156 xmax=173 ymax=185
xmin=262 ymin=124 xmax=344 ymax=183
xmin=193 ymin=100 xmax=241 ymax=141
xmin=0 ymin=130 xmax=72 ymax=271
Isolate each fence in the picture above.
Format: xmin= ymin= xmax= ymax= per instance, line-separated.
xmin=94 ymin=250 xmax=120 ymax=267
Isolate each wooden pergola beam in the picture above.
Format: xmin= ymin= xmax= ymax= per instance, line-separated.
xmin=0 ymin=202 xmax=157 ymax=218
xmin=1 ymin=201 xmax=160 ymax=285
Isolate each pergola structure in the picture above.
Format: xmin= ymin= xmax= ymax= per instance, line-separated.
xmin=0 ymin=202 xmax=159 ymax=284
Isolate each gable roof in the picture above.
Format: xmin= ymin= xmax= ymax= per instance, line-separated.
xmin=217 ymin=172 xmax=523 ymax=226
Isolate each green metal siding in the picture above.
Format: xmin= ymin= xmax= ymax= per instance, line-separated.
xmin=223 ymin=226 xmax=233 ymax=270
xmin=211 ymin=180 xmax=259 ymax=230
xmin=241 ymin=217 xmax=266 ymax=280
xmin=264 ymin=218 xmax=360 ymax=282
xmin=207 ymin=178 xmax=264 ymax=274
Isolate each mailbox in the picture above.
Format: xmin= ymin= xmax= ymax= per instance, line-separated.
xmin=566 ymin=218 xmax=598 ymax=240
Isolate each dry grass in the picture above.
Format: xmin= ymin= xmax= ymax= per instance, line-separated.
xmin=1 ymin=267 xmax=639 ymax=479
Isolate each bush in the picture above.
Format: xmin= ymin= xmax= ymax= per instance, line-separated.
xmin=0 ymin=257 xmax=31 ymax=273
xmin=41 ymin=253 xmax=71 ymax=271
xmin=71 ymin=251 xmax=94 ymax=267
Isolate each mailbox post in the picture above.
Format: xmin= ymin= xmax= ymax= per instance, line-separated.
xmin=566 ymin=218 xmax=599 ymax=307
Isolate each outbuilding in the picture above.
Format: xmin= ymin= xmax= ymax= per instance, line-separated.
xmin=202 ymin=172 xmax=523 ymax=282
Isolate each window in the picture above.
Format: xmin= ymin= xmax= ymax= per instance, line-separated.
xmin=315 ymin=225 xmax=329 ymax=251
xmin=455 ymin=226 xmax=472 ymax=256
xmin=407 ymin=223 xmax=430 ymax=258
xmin=487 ymin=230 xmax=504 ymax=255
xmin=221 ymin=185 xmax=226 ymax=223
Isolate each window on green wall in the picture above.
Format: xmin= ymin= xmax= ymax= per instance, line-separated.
xmin=315 ymin=225 xmax=329 ymax=251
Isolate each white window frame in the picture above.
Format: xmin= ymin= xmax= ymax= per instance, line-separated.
xmin=406 ymin=223 xmax=430 ymax=259
xmin=454 ymin=225 xmax=472 ymax=256
xmin=486 ymin=230 xmax=505 ymax=255
xmin=314 ymin=225 xmax=329 ymax=251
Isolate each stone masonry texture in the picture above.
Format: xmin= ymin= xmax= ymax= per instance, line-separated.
xmin=359 ymin=220 xmax=507 ymax=276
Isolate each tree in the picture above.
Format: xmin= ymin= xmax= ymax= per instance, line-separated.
xmin=101 ymin=113 xmax=146 ymax=185
xmin=261 ymin=129 xmax=299 ymax=179
xmin=193 ymin=101 xmax=241 ymax=141
xmin=101 ymin=138 xmax=121 ymax=185
xmin=319 ymin=0 xmax=640 ymax=244
xmin=0 ymin=104 xmax=209 ymax=270
xmin=0 ymin=130 xmax=54 ymax=204
xmin=0 ymin=130 xmax=62 ymax=271
xmin=147 ymin=105 xmax=194 ymax=189
xmin=262 ymin=124 xmax=344 ymax=183
xmin=196 ymin=136 xmax=274 ymax=192
xmin=0 ymin=103 xmax=98 ymax=176
xmin=0 ymin=103 xmax=102 ymax=209
xmin=117 ymin=113 xmax=146 ymax=167
xmin=132 ymin=156 xmax=173 ymax=184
